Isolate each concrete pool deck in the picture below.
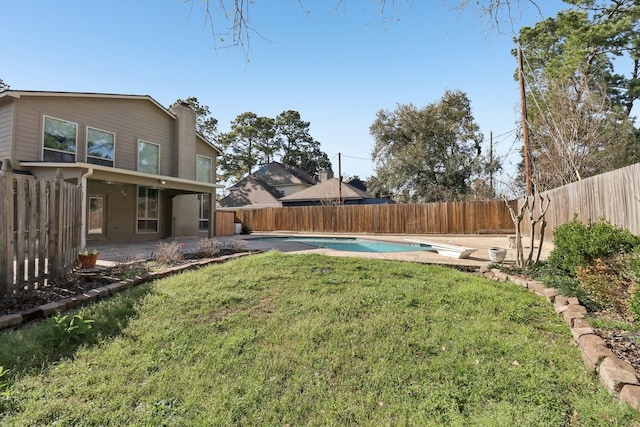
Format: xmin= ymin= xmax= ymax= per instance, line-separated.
xmin=90 ymin=232 xmax=553 ymax=270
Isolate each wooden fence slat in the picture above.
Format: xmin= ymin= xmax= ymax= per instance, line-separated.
xmin=0 ymin=164 xmax=13 ymax=294
xmin=27 ymin=178 xmax=37 ymax=287
xmin=15 ymin=178 xmax=27 ymax=288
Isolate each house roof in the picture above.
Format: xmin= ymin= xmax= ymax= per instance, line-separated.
xmin=0 ymin=90 xmax=222 ymax=155
xmin=218 ymin=175 xmax=283 ymax=208
xmin=250 ymin=162 xmax=316 ymax=187
xmin=279 ymin=177 xmax=375 ymax=202
xmin=219 ymin=162 xmax=318 ymax=208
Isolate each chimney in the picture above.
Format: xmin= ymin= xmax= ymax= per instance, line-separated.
xmin=170 ymin=102 xmax=197 ymax=178
xmin=318 ymin=169 xmax=334 ymax=182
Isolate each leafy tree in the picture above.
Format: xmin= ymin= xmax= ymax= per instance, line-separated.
xmin=174 ymin=97 xmax=219 ymax=141
xmin=518 ymin=0 xmax=640 ymax=117
xmin=0 ymin=79 xmax=8 ymax=91
xmin=275 ymin=110 xmax=332 ymax=179
xmin=516 ymin=0 xmax=640 ymax=190
xmin=218 ymin=112 xmax=277 ymax=182
xmin=370 ymin=90 xmax=487 ymax=202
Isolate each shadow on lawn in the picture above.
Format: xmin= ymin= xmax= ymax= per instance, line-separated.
xmin=0 ymin=284 xmax=154 ymax=380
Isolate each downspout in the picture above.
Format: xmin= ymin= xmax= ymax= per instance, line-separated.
xmin=80 ymin=168 xmax=94 ymax=249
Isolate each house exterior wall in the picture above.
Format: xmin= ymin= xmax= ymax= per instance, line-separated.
xmin=10 ymin=96 xmax=175 ymax=175
xmin=2 ymin=92 xmax=220 ymax=243
xmin=0 ymin=103 xmax=14 ymax=161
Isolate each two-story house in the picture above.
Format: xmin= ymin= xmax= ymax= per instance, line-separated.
xmin=0 ymin=90 xmax=223 ymax=246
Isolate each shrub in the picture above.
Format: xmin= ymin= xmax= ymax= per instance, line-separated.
xmin=225 ymin=239 xmax=247 ymax=252
xmin=629 ymin=288 xmax=640 ymax=324
xmin=197 ymin=238 xmax=222 ymax=257
xmin=548 ymin=216 xmax=640 ymax=276
xmin=624 ymin=250 xmax=640 ymax=323
xmin=547 ymin=216 xmax=589 ymax=275
xmin=575 ymin=257 xmax=632 ymax=317
xmin=155 ymin=241 xmax=184 ymax=265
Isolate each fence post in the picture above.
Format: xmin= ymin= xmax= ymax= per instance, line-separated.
xmin=0 ymin=160 xmax=14 ymax=294
xmin=48 ymin=169 xmax=63 ymax=280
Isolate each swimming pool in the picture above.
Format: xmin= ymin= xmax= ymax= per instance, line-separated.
xmin=258 ymin=237 xmax=433 ymax=253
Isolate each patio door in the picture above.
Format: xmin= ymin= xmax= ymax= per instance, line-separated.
xmin=88 ymin=195 xmax=106 ymax=239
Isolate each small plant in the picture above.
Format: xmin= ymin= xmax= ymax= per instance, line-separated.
xmin=48 ymin=313 xmax=95 ymax=345
xmin=225 ymin=239 xmax=247 ymax=252
xmin=197 ymin=238 xmax=222 ymax=257
xmin=78 ymin=248 xmax=99 ymax=256
xmin=155 ymin=241 xmax=184 ymax=265
xmin=0 ymin=365 xmax=13 ymax=412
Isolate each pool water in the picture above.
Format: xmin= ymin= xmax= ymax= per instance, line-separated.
xmin=260 ymin=237 xmax=432 ymax=253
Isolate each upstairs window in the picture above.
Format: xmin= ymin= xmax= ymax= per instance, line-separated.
xmin=43 ymin=116 xmax=77 ymax=162
xmin=138 ymin=140 xmax=160 ymax=174
xmin=87 ymin=127 xmax=115 ymax=167
xmin=196 ymin=155 xmax=212 ymax=182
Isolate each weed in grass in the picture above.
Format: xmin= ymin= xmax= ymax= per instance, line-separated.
xmin=47 ymin=313 xmax=95 ymax=346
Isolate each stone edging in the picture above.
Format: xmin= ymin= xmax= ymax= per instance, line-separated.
xmin=482 ymin=266 xmax=640 ymax=410
xmin=0 ymin=252 xmax=254 ymax=333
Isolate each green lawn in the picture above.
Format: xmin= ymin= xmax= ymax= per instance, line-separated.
xmin=0 ymin=252 xmax=638 ymax=426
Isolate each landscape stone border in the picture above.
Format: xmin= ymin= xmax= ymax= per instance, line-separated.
xmin=482 ymin=266 xmax=640 ymax=410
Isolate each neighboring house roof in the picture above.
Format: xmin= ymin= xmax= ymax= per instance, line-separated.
xmin=219 ymin=162 xmax=317 ymax=208
xmin=251 ymin=162 xmax=316 ymax=187
xmin=0 ymin=90 xmax=223 ymax=155
xmin=218 ymin=175 xmax=284 ymax=208
xmin=279 ymin=177 xmax=375 ymax=203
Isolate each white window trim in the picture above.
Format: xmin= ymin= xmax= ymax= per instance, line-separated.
xmin=137 ymin=139 xmax=160 ymax=174
xmin=136 ymin=186 xmax=159 ymax=234
xmin=86 ymin=126 xmax=116 ymax=166
xmin=42 ymin=115 xmax=78 ymax=160
xmin=196 ymin=154 xmax=213 ymax=183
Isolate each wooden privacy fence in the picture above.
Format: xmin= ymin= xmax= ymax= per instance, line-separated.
xmin=0 ymin=161 xmax=82 ymax=295
xmin=229 ymin=200 xmax=517 ymax=235
xmin=520 ymin=162 xmax=640 ymax=238
xmin=215 ymin=210 xmax=235 ymax=236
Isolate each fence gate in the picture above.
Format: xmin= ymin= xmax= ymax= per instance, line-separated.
xmin=0 ymin=161 xmax=82 ymax=295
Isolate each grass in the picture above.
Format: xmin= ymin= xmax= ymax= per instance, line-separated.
xmin=1 ymin=252 xmax=638 ymax=426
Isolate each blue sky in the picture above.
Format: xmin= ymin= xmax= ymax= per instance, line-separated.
xmin=2 ymin=1 xmax=564 ymax=193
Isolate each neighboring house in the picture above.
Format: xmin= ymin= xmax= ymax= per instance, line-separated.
xmin=0 ymin=90 xmax=223 ymax=246
xmin=280 ymin=176 xmax=393 ymax=206
xmin=219 ymin=162 xmax=316 ymax=208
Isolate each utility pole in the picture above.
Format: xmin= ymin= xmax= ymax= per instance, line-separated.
xmin=338 ymin=152 xmax=342 ymax=205
xmin=518 ymin=42 xmax=533 ymax=196
xmin=489 ymin=131 xmax=494 ymax=195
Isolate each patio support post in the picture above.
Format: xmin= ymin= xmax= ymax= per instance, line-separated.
xmin=80 ymin=168 xmax=94 ymax=249
xmin=209 ymin=189 xmax=215 ymax=238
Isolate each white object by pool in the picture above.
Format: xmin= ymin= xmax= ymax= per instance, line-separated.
xmin=405 ymin=239 xmax=477 ymax=259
